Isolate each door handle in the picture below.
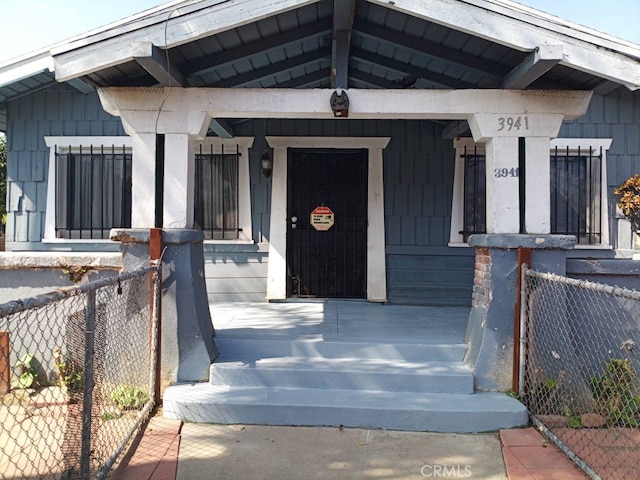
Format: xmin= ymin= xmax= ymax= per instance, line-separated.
xmin=291 ymin=216 xmax=298 ymax=229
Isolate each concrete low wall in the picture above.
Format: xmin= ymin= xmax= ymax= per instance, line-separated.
xmin=0 ymin=252 xmax=122 ymax=304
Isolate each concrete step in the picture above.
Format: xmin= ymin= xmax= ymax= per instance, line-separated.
xmin=209 ymin=357 xmax=474 ymax=393
xmin=163 ymin=384 xmax=528 ymax=433
xmin=214 ymin=337 xmax=468 ymax=362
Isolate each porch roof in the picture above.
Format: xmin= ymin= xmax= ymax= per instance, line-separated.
xmin=0 ymin=0 xmax=639 ymax=133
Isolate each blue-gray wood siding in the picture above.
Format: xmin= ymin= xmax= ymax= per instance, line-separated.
xmin=4 ymin=86 xmax=640 ymax=304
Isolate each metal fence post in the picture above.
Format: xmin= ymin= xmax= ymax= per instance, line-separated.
xmin=81 ymin=290 xmax=96 ymax=479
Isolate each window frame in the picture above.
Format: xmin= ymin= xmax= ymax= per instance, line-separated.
xmin=44 ymin=136 xmax=133 ymax=243
xmin=449 ymin=137 xmax=613 ymax=248
xmin=193 ymin=137 xmax=253 ymax=244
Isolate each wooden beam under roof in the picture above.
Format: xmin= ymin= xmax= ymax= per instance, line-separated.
xmin=353 ymin=18 xmax=507 ymax=81
xmin=331 ymin=0 xmax=356 ymax=89
xmin=208 ymin=119 xmax=235 ymax=138
xmin=132 ymin=42 xmax=186 ymax=87
xmin=502 ymin=45 xmax=563 ymax=89
xmin=352 ymin=48 xmax=476 ymax=89
xmin=183 ymin=18 xmax=332 ymax=78
xmin=212 ymin=47 xmax=331 ymax=88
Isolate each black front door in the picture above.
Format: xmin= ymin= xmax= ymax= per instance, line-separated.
xmin=287 ymin=149 xmax=367 ymax=298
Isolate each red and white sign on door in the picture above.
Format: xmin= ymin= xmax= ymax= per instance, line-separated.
xmin=310 ymin=206 xmax=334 ymax=231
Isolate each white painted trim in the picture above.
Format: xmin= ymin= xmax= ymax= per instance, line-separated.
xmin=98 ymin=88 xmax=593 ymax=122
xmin=193 ymin=137 xmax=255 ymax=242
xmin=265 ymin=136 xmax=391 ymax=303
xmin=44 ymin=136 xmax=132 ymax=241
xmin=54 ymin=0 xmax=321 ymax=82
xmin=450 ymin=138 xmax=483 ymax=245
xmin=449 ymin=137 xmax=613 ymax=246
xmin=550 ymin=138 xmax=613 ymax=247
xmin=367 ymin=0 xmax=640 ymax=90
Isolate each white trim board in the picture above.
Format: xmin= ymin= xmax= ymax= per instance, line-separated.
xmin=265 ymin=136 xmax=390 ymax=303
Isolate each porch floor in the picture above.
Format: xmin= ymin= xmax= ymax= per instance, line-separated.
xmin=209 ymin=300 xmax=470 ymax=344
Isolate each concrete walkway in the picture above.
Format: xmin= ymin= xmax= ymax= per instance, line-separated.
xmin=115 ymin=417 xmax=588 ymax=479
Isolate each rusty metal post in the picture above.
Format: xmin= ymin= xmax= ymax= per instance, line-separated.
xmin=149 ymin=228 xmax=163 ymax=404
xmin=0 ymin=332 xmax=9 ymax=395
xmin=512 ymin=247 xmax=531 ymax=393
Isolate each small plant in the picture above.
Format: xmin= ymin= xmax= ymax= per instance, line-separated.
xmin=101 ymin=411 xmax=122 ymax=421
xmin=505 ymin=390 xmax=521 ymax=401
xmin=110 ymin=385 xmax=150 ymax=410
xmin=15 ymin=353 xmax=39 ymax=389
xmin=591 ymin=358 xmax=640 ymax=427
xmin=615 ymin=174 xmax=640 ymax=231
xmin=563 ymin=405 xmax=583 ymax=428
xmin=59 ymin=264 xmax=90 ymax=284
xmin=54 ymin=348 xmax=84 ymax=393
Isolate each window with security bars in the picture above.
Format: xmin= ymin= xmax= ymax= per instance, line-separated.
xmin=55 ymin=145 xmax=132 ymax=239
xmin=460 ymin=145 xmax=602 ymax=245
xmin=550 ymin=146 xmax=602 ymax=245
xmin=194 ymin=145 xmax=239 ymax=240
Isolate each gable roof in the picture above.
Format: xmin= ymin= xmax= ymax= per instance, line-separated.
xmin=1 ymin=0 xmax=639 ymax=131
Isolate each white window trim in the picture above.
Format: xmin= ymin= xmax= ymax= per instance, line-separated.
xmin=43 ymin=136 xmax=132 ymax=243
xmin=44 ymin=136 xmax=254 ymax=244
xmin=264 ymin=136 xmax=390 ymax=303
xmin=193 ymin=137 xmax=254 ymax=244
xmin=449 ymin=137 xmax=613 ymax=248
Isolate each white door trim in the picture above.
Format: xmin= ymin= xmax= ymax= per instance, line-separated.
xmin=265 ymin=136 xmax=391 ymax=302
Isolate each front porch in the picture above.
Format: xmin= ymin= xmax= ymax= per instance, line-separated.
xmin=163 ymin=301 xmax=527 ymax=432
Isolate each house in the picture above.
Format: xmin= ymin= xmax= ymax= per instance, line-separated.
xmin=1 ymin=0 xmax=639 ymax=431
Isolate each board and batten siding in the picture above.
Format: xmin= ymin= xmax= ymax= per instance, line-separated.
xmin=236 ymin=118 xmax=472 ymax=305
xmin=5 ymin=85 xmax=126 ymax=248
xmin=6 ymin=87 xmax=639 ymax=304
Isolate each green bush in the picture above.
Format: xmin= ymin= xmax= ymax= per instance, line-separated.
xmin=110 ymin=385 xmax=150 ymax=410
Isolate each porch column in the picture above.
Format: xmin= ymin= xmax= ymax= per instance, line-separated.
xmin=98 ymin=91 xmax=217 ymax=388
xmin=466 ymin=112 xmax=571 ymax=391
xmin=164 ymin=133 xmax=197 ymax=228
xmin=266 ymin=145 xmax=288 ymax=300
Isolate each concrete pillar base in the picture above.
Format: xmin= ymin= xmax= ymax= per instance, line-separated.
xmin=111 ymin=228 xmax=219 ymax=390
xmin=465 ymin=234 xmax=575 ymax=391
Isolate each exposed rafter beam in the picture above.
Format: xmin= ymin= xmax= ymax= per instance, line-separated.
xmin=349 ymin=70 xmax=397 ymax=89
xmin=502 ymin=45 xmax=562 ymax=89
xmin=208 ymin=119 xmax=234 ymax=138
xmin=593 ymin=80 xmax=620 ymax=95
xmin=442 ymin=120 xmax=470 ymax=139
xmin=183 ymin=18 xmax=332 ymax=78
xmin=132 ymin=42 xmax=186 ymax=87
xmin=213 ymin=47 xmax=331 ymax=88
xmin=353 ymin=18 xmax=507 ymax=81
xmin=352 ymin=48 xmax=475 ymax=89
xmin=331 ymin=0 xmax=356 ymax=89
xmin=271 ymin=68 xmax=329 ymax=88
xmin=66 ymin=78 xmax=94 ymax=94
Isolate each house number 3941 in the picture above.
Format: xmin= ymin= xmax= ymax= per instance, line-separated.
xmin=494 ymin=167 xmax=519 ymax=178
xmin=497 ymin=116 xmax=529 ymax=132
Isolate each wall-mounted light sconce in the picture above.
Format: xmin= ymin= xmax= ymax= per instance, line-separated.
xmin=330 ymin=89 xmax=349 ymax=117
xmin=261 ymin=150 xmax=273 ymax=178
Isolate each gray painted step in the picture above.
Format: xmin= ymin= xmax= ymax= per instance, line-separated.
xmin=209 ymin=357 xmax=474 ymax=393
xmin=163 ymin=383 xmax=528 ymax=433
xmin=214 ymin=337 xmax=468 ymax=362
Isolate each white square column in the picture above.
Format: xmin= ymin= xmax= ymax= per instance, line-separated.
xmin=129 ymin=133 xmax=158 ymax=228
xmin=524 ymin=137 xmax=552 ymax=234
xmin=163 ymin=133 xmax=196 ymax=228
xmin=484 ymin=137 xmax=520 ymax=234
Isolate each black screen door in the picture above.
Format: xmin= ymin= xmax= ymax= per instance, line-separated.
xmin=287 ymin=149 xmax=367 ymax=298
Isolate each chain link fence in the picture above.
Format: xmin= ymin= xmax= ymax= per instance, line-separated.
xmin=521 ymin=266 xmax=640 ymax=480
xmin=0 ymin=264 xmax=160 ymax=480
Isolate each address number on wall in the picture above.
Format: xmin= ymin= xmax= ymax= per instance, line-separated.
xmin=494 ymin=167 xmax=520 ymax=178
xmin=497 ymin=116 xmax=529 ymax=132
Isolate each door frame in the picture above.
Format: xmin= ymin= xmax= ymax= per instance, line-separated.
xmin=265 ymin=136 xmax=390 ymax=302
